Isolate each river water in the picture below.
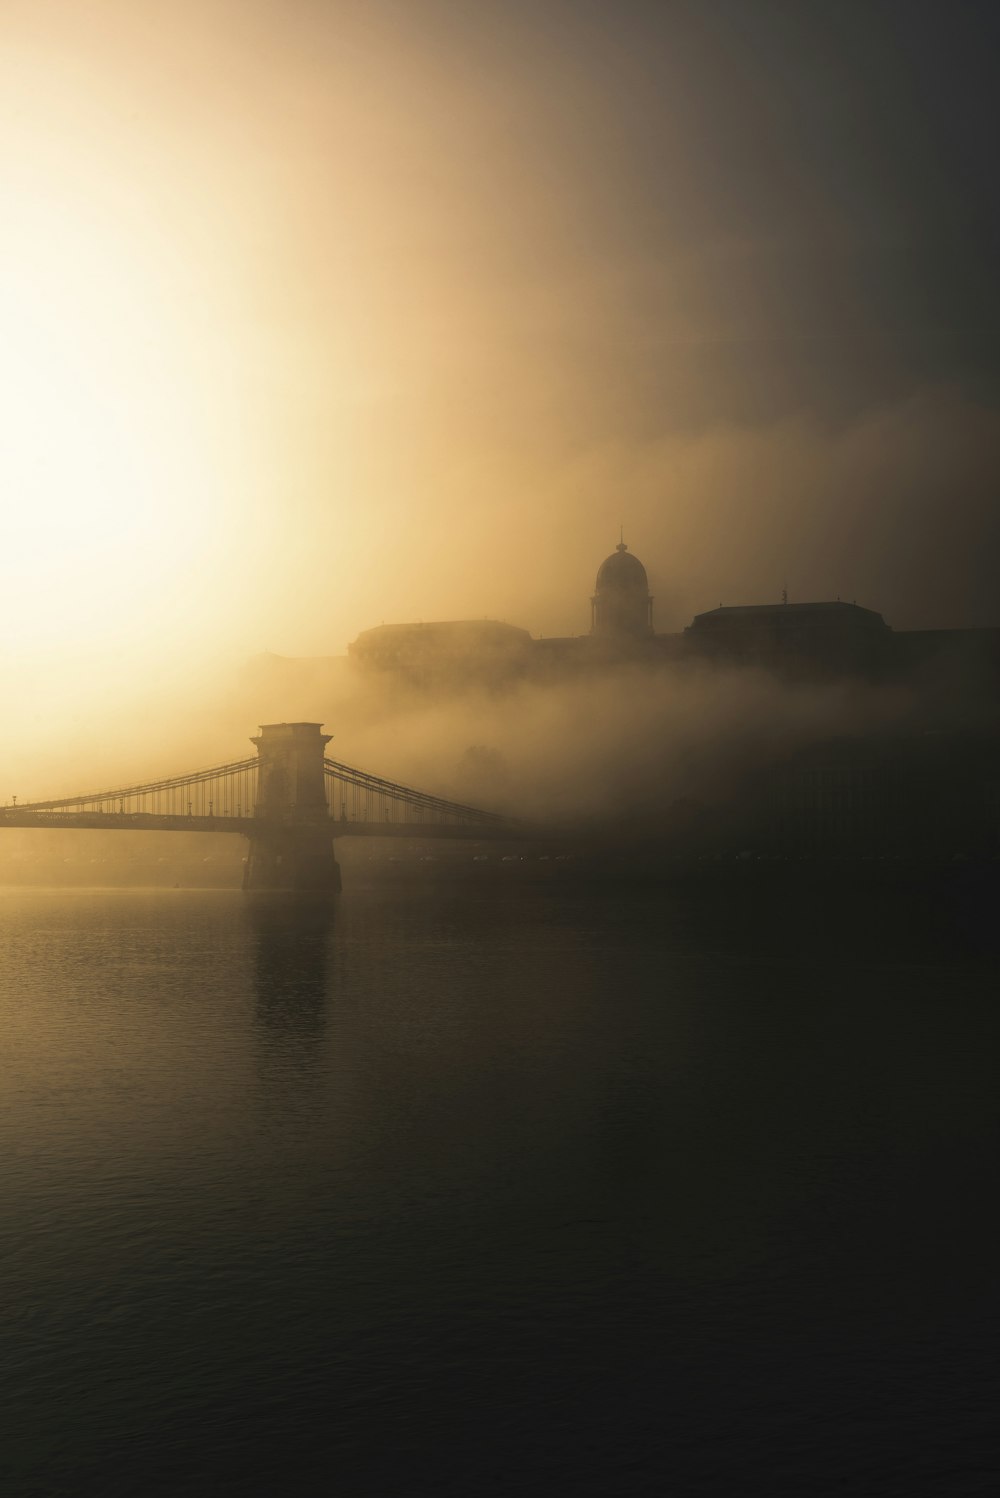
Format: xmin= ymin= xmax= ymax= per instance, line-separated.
xmin=1 ymin=876 xmax=997 ymax=1495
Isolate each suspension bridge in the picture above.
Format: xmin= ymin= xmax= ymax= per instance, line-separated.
xmin=0 ymin=723 xmax=524 ymax=892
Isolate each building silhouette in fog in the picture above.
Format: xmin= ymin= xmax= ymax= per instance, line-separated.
xmin=346 ymin=535 xmax=1000 ymax=695
xmin=343 ymin=537 xmax=1000 ymax=858
xmin=251 ymin=535 xmax=1000 ymax=857
xmin=685 ymin=599 xmax=891 ymax=676
xmin=591 ymin=537 xmax=654 ymax=638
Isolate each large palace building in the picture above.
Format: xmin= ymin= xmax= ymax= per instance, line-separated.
xmin=346 ymin=537 xmax=1000 ymax=696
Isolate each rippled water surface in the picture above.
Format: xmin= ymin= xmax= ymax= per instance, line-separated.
xmin=2 ymin=880 xmax=998 ymax=1495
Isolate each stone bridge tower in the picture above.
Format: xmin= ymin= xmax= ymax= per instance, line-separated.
xmin=243 ymin=722 xmax=341 ymax=893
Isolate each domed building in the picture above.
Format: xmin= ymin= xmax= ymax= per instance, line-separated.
xmin=591 ymin=537 xmax=653 ymax=638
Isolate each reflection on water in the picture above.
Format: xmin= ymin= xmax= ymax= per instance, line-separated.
xmin=0 ymin=878 xmax=997 ymax=1497
xmin=247 ymin=896 xmax=333 ymax=1034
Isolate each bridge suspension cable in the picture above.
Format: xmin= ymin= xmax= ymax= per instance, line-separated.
xmin=324 ymin=757 xmax=511 ymax=828
xmin=4 ymin=753 xmax=512 ymax=830
xmin=13 ymin=757 xmax=260 ymax=819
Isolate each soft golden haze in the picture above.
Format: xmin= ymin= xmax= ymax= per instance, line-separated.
xmin=2 ymin=1 xmax=998 ymax=749
xmin=2 ymin=12 xmax=998 ymax=1494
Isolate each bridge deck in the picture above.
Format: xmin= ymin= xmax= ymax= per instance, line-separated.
xmin=0 ymin=811 xmax=529 ymax=840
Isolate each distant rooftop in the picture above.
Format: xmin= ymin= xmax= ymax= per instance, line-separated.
xmin=352 ymin=619 xmax=531 ymax=642
xmin=689 ymin=601 xmax=888 ymax=631
xmin=349 ymin=619 xmax=534 ymax=670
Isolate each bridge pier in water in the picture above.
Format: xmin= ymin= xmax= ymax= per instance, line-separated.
xmin=242 ymin=723 xmax=342 ymax=895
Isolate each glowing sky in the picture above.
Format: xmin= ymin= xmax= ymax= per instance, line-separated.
xmin=2 ymin=0 xmax=998 ymax=672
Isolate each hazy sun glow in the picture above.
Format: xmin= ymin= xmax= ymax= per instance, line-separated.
xmin=0 ymin=0 xmax=996 ymax=703
xmin=0 ymin=163 xmax=229 ymax=655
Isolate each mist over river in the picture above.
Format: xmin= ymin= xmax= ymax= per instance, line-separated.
xmin=2 ymin=880 xmax=997 ymax=1495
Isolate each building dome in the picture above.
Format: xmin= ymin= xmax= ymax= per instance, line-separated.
xmin=591 ymin=539 xmax=653 ymax=638
xmin=595 ymin=545 xmax=649 ymax=593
